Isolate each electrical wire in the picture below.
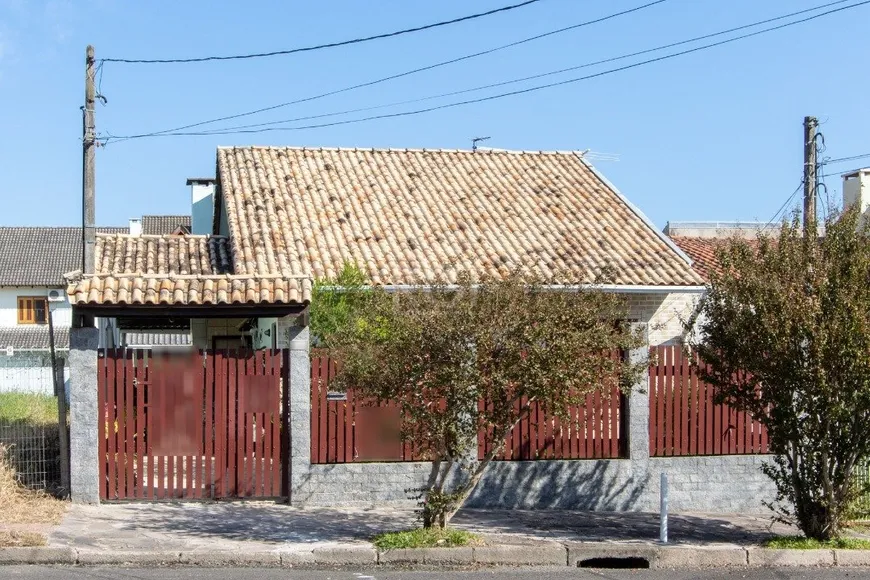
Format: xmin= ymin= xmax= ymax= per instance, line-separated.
xmin=107 ymin=0 xmax=870 ymax=141
xmin=820 ymin=167 xmax=866 ymax=178
xmin=100 ymin=0 xmax=544 ymax=64
xmin=168 ymin=0 xmax=856 ymax=136
xmin=822 ymin=152 xmax=870 ymax=165
xmin=765 ymin=181 xmax=804 ymax=229
xmin=109 ymin=0 xmax=669 ymax=140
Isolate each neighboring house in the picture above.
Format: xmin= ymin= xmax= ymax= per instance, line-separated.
xmin=0 ymin=227 xmax=125 ymax=394
xmin=664 ymin=221 xmax=770 ymax=283
xmin=0 ymin=214 xmax=194 ymax=395
xmin=68 ymin=147 xmax=707 ymax=347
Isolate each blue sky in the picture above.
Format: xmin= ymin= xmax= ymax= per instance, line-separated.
xmin=0 ymin=0 xmax=867 ymax=229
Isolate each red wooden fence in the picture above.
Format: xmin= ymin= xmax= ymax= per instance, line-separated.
xmin=479 ymin=388 xmax=626 ymax=461
xmin=98 ymin=349 xmax=286 ymax=501
xmin=310 ymin=353 xmax=626 ymax=463
xmin=648 ymin=345 xmax=769 ymax=457
xmin=310 ymin=356 xmax=420 ymax=463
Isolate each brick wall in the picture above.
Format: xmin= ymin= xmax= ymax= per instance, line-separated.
xmin=627 ymin=292 xmax=702 ymax=346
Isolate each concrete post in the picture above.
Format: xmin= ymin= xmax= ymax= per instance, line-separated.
xmin=628 ymin=328 xmax=651 ymax=472
xmin=286 ymin=325 xmax=310 ymax=505
xmin=68 ymin=327 xmax=100 ymax=504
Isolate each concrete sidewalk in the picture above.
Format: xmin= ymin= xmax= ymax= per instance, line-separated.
xmin=48 ymin=503 xmax=789 ymax=551
xmin=1 ymin=502 xmax=860 ymax=568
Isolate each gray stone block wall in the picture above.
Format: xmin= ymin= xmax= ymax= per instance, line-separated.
xmin=293 ymin=455 xmax=775 ymax=513
xmin=69 ymin=327 xmax=99 ymax=504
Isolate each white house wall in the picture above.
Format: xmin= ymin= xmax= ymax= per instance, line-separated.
xmin=0 ymin=287 xmax=71 ymax=327
xmin=627 ymin=292 xmax=702 ymax=346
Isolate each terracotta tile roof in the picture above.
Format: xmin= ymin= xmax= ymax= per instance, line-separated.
xmin=216 ymin=147 xmax=703 ymax=287
xmin=67 ymin=233 xmax=310 ymax=306
xmin=0 ymin=226 xmax=126 ymax=286
xmin=668 ymin=237 xmax=723 ymax=282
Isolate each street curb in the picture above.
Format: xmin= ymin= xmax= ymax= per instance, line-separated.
xmin=746 ymin=547 xmax=835 ymax=567
xmin=1 ymin=544 xmax=870 ymax=568
xmin=0 ymin=546 xmax=76 ymax=565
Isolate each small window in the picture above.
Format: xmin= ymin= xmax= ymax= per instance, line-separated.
xmin=17 ymin=297 xmax=48 ymax=325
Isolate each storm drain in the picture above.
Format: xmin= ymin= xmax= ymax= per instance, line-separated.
xmin=578 ymin=557 xmax=651 ymax=569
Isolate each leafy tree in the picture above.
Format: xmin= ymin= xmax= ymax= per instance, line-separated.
xmin=325 ymin=273 xmax=645 ymax=527
xmin=309 ymin=262 xmax=369 ymax=346
xmin=692 ymin=208 xmax=870 ymax=540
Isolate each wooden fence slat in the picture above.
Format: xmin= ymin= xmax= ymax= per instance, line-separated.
xmin=590 ymin=389 xmax=600 ymax=458
xmin=310 ymin=356 xmax=320 ymax=463
xmin=707 ymin=376 xmax=715 ymax=456
xmin=115 ymin=351 xmax=130 ymax=499
xmin=689 ymin=354 xmax=703 ymax=455
xmin=266 ymin=351 xmax=276 ymax=496
xmin=214 ymin=351 xmax=225 ymax=498
xmin=253 ymin=351 xmax=263 ymax=496
xmin=107 ymin=349 xmax=119 ymax=500
xmin=133 ymin=351 xmax=144 ymax=499
xmin=670 ymin=347 xmax=680 ymax=456
xmin=601 ymin=388 xmax=608 ymax=459
xmin=97 ymin=352 xmax=107 ymax=500
xmin=226 ymin=351 xmax=237 ymax=496
xmin=665 ymin=347 xmax=676 ymax=456
xmin=568 ymin=401 xmax=578 ymax=459
xmin=680 ymin=349 xmax=690 ymax=456
xmin=244 ymin=351 xmax=255 ymax=497
xmin=202 ymin=351 xmax=212 ymax=499
xmin=609 ymin=386 xmax=619 ymax=458
xmin=144 ymin=353 xmax=154 ymax=501
xmin=656 ymin=348 xmax=666 ymax=456
xmin=648 ymin=348 xmax=656 ymax=457
xmin=121 ymin=350 xmax=133 ymax=499
xmin=345 ymin=386 xmax=354 ymax=463
xmin=319 ymin=358 xmax=329 ymax=464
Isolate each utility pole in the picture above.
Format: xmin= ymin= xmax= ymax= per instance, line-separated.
xmin=80 ymin=45 xmax=96 ymax=328
xmin=803 ymin=115 xmax=818 ymax=232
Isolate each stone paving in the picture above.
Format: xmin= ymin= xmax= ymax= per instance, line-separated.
xmin=47 ymin=501 xmax=794 ymax=553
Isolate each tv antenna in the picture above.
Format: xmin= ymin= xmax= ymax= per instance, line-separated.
xmin=472 ymin=136 xmax=491 ymax=151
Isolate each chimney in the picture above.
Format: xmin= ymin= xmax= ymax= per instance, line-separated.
xmin=128 ymin=218 xmax=142 ymax=236
xmin=843 ymin=169 xmax=870 ymax=218
xmin=187 ymin=178 xmax=216 ymax=235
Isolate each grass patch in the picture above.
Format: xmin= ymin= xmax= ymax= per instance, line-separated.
xmin=373 ymin=527 xmax=482 ymax=550
xmin=0 ymin=530 xmax=46 ymax=547
xmin=765 ymin=536 xmax=870 ymax=550
xmin=0 ymin=393 xmax=58 ymax=425
xmin=0 ymin=444 xmax=66 ymax=525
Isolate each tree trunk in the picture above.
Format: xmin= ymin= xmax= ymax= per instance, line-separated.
xmin=441 ymin=411 xmax=531 ymax=526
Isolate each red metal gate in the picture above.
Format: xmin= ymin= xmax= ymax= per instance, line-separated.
xmin=97 ymin=349 xmax=288 ymax=501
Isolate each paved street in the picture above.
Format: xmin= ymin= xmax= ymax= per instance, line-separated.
xmin=5 ymin=567 xmax=870 ymax=579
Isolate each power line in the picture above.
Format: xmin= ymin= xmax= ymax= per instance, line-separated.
xmin=172 ymin=0 xmax=856 ymax=136
xmin=109 ymin=0 xmax=669 ymax=140
xmin=108 ymin=0 xmax=870 ymax=141
xmin=100 ymin=0 xmax=544 ymax=64
xmin=765 ymin=181 xmax=804 ymax=229
xmin=820 ymin=166 xmax=866 ymax=179
xmin=822 ymin=152 xmax=870 ymax=165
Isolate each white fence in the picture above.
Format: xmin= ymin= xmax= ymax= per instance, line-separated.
xmin=0 ymin=352 xmax=69 ymax=395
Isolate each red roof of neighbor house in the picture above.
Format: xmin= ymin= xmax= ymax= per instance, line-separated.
xmin=668 ymin=237 xmax=722 ymax=282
